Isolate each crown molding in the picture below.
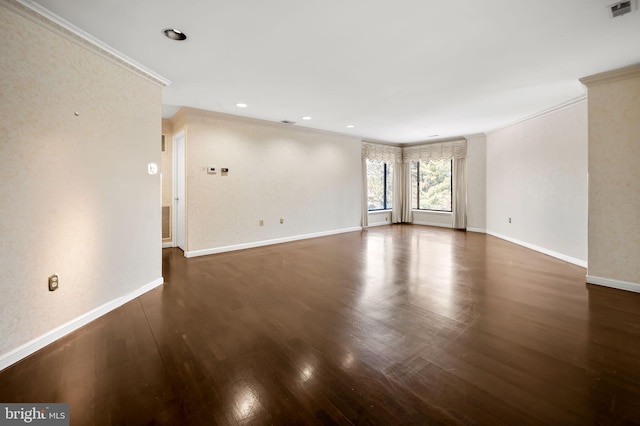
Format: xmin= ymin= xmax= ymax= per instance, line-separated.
xmin=402 ymin=136 xmax=466 ymax=146
xmin=177 ymin=106 xmax=366 ymax=141
xmin=579 ymin=64 xmax=640 ymax=87
xmin=361 ymin=139 xmax=403 ymax=148
xmin=2 ymin=0 xmax=170 ymax=87
xmin=485 ymin=95 xmax=587 ymax=135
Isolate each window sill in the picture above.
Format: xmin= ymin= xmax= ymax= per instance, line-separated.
xmin=412 ymin=210 xmax=451 ymax=215
xmin=368 ymin=209 xmax=392 ymax=214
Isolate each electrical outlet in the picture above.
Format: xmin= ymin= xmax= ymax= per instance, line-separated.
xmin=280 ymin=218 xmax=284 ymax=224
xmin=259 ymin=220 xmax=264 ymax=226
xmin=48 ymin=274 xmax=59 ymax=291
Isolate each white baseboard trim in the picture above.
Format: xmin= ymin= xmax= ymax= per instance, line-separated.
xmin=587 ymin=275 xmax=640 ymax=294
xmin=466 ymin=227 xmax=486 ymax=233
xmin=411 ymin=221 xmax=452 ymax=229
xmin=0 ymin=277 xmax=164 ymax=372
xmin=486 ymin=231 xmax=587 ymax=268
xmin=185 ymin=227 xmax=363 ymax=258
xmin=162 ymin=242 xmax=174 ymax=248
xmin=365 ymin=221 xmax=391 ymax=228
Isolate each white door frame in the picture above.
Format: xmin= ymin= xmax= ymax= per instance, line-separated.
xmin=172 ymin=131 xmax=186 ymax=252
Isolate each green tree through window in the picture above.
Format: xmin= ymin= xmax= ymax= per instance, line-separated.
xmin=411 ymin=159 xmax=451 ymax=211
xmin=366 ymin=159 xmax=393 ymax=210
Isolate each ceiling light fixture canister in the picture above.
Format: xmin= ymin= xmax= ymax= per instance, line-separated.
xmin=163 ymin=28 xmax=187 ymax=41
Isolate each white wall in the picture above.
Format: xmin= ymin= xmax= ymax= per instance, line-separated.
xmin=174 ymin=108 xmax=362 ymax=256
xmin=0 ymin=2 xmax=164 ymax=368
xmin=368 ymin=210 xmax=392 ymax=227
xmin=412 ymin=210 xmax=452 ymax=228
xmin=466 ymin=134 xmax=487 ymax=232
xmin=486 ymin=100 xmax=588 ymax=266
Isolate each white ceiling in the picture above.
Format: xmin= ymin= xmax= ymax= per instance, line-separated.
xmin=30 ymin=0 xmax=640 ymax=143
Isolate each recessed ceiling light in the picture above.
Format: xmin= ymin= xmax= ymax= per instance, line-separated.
xmin=163 ymin=28 xmax=187 ymax=41
xmin=428 ymin=134 xmax=439 ymax=138
xmin=281 ymin=120 xmax=296 ymax=125
xmin=302 ymin=116 xmax=312 ymax=120
xmin=236 ymin=103 xmax=248 ymax=108
xmin=346 ymin=125 xmax=355 ymax=128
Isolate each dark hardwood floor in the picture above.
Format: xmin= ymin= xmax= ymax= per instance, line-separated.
xmin=2 ymin=225 xmax=640 ymax=425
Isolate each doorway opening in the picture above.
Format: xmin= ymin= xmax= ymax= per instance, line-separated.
xmin=172 ymin=131 xmax=186 ymax=252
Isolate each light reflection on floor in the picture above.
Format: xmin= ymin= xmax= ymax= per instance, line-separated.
xmin=217 ymin=228 xmax=481 ymax=423
xmin=408 ymin=232 xmax=457 ymax=319
xmin=299 ymin=363 xmax=314 ymax=383
xmin=231 ymin=382 xmax=262 ymax=423
xmin=359 ymin=233 xmax=395 ymax=304
xmin=341 ymin=352 xmax=355 ymax=369
xmin=351 ymin=229 xmax=463 ymax=366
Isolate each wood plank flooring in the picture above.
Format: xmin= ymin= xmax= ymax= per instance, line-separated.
xmin=2 ymin=225 xmax=640 ymax=425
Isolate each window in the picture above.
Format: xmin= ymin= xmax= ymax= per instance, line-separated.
xmin=411 ymin=159 xmax=452 ymax=211
xmin=366 ymin=159 xmax=393 ymax=211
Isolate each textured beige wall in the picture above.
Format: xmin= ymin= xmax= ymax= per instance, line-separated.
xmin=179 ymin=108 xmax=361 ymax=252
xmin=0 ymin=3 xmax=163 ymax=358
xmin=486 ymin=100 xmax=588 ymax=264
xmin=585 ymin=69 xmax=640 ymax=284
xmin=161 ymin=119 xmax=173 ymax=210
xmin=169 ymin=107 xmax=188 ymax=136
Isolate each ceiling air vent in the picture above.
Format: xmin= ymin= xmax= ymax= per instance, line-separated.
xmin=609 ymin=0 xmax=634 ymax=17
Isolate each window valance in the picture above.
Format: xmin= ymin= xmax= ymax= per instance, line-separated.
xmin=362 ymin=142 xmax=402 ymax=163
xmin=362 ymin=139 xmax=467 ymax=163
xmin=402 ymin=139 xmax=467 ymax=162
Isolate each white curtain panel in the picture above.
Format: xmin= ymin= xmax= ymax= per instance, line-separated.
xmin=452 ymin=157 xmax=467 ymax=229
xmin=361 ymin=156 xmax=369 ymax=228
xmin=401 ymin=162 xmax=413 ymax=223
xmin=392 ymin=163 xmax=402 ymax=223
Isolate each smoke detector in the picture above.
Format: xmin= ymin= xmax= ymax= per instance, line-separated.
xmin=609 ymin=0 xmax=635 ymax=18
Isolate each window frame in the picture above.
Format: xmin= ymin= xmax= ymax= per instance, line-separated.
xmin=413 ymin=159 xmax=453 ymax=212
